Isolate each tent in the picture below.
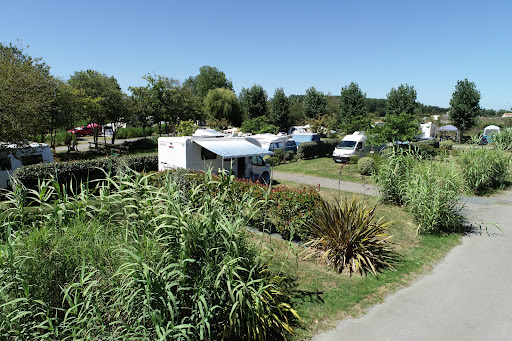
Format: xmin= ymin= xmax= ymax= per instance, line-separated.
xmin=439 ymin=125 xmax=459 ymax=142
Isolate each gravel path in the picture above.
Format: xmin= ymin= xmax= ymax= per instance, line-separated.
xmin=275 ymin=171 xmax=512 ymax=341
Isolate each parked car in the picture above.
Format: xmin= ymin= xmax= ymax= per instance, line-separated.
xmin=285 ymin=139 xmax=297 ymax=153
xmin=67 ymin=123 xmax=101 ymax=137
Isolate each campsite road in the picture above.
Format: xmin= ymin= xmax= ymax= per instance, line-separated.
xmin=272 ymin=171 xmax=512 ymax=341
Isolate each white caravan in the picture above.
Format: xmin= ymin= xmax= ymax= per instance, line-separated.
xmin=158 ymin=136 xmax=273 ymax=183
xmin=0 ymin=142 xmax=54 ymax=189
xmin=249 ymin=134 xmax=288 ymax=152
xmin=332 ymin=132 xmax=370 ymax=162
xmin=418 ymin=122 xmax=438 ymax=140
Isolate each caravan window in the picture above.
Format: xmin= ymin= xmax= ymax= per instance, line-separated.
xmin=0 ymin=155 xmax=10 ymax=171
xmin=201 ymin=147 xmax=216 ymax=160
xmin=20 ymin=154 xmax=43 ymax=166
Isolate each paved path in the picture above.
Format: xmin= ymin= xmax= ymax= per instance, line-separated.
xmin=54 ymin=136 xmax=143 ymax=154
xmin=277 ymin=172 xmax=512 ymax=340
xmin=272 ymin=171 xmax=379 ymax=196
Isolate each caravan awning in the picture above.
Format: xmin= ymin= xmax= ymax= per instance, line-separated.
xmin=193 ymin=139 xmax=272 ymax=158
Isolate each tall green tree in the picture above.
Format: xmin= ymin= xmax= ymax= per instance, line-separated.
xmin=368 ymin=113 xmax=420 ymax=144
xmin=268 ymin=88 xmax=290 ymax=130
xmin=303 ymin=87 xmax=328 ymax=118
xmin=204 ymin=88 xmax=241 ymax=127
xmin=449 ymin=79 xmax=481 ymax=135
xmin=128 ymin=85 xmax=153 ymax=138
xmin=339 ymin=82 xmax=370 ymax=133
xmin=68 ymin=70 xmax=127 ymax=143
xmin=184 ymin=65 xmax=233 ymax=103
xmin=239 ymin=84 xmax=268 ymax=120
xmin=0 ymin=43 xmax=55 ymax=143
xmin=386 ymin=84 xmax=418 ymax=116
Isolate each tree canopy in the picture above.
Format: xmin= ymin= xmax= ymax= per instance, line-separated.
xmin=239 ymin=84 xmax=268 ymax=120
xmin=268 ymin=88 xmax=290 ymax=130
xmin=0 ymin=43 xmax=55 ymax=143
xmin=449 ymin=79 xmax=481 ymax=133
xmin=302 ymin=87 xmax=328 ymax=118
xmin=339 ymin=82 xmax=370 ymax=133
xmin=203 ymin=88 xmax=241 ymax=127
xmin=184 ymin=66 xmax=233 ymax=103
xmin=386 ymin=84 xmax=418 ymax=115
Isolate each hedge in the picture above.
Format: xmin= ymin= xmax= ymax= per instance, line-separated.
xmin=14 ymin=153 xmax=158 ymax=190
xmin=297 ymin=139 xmax=339 ymax=159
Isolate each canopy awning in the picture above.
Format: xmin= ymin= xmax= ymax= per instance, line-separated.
xmin=439 ymin=125 xmax=459 ymax=132
xmin=193 ymin=139 xmax=273 ymax=158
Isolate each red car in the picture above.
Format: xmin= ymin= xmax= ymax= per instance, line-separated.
xmin=67 ymin=124 xmax=101 ymax=137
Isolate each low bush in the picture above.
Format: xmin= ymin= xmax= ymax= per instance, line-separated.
xmin=439 ymin=140 xmax=454 ymax=150
xmin=457 ymin=148 xmax=511 ymax=194
xmin=14 ymin=153 xmax=158 ymax=191
xmin=304 ymin=196 xmax=395 ymax=276
xmin=116 ymin=126 xmax=154 ymax=139
xmin=358 ymin=157 xmax=375 ymax=175
xmin=405 ymin=160 xmax=463 ymax=234
xmin=297 ymin=139 xmax=340 ymax=160
xmin=122 ymin=137 xmax=158 ymax=151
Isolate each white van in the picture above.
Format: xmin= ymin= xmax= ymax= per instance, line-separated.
xmin=0 ymin=142 xmax=54 ymax=189
xmin=332 ymin=132 xmax=369 ymax=163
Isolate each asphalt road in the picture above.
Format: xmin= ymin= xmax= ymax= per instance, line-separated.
xmin=273 ymin=171 xmax=512 ymax=341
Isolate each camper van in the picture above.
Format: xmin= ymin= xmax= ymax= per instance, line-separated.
xmin=291 ymin=132 xmax=320 ymax=146
xmin=158 ymin=136 xmax=273 ymax=183
xmin=418 ymin=122 xmax=438 ymax=140
xmin=0 ymin=142 xmax=54 ymax=189
xmin=332 ymin=132 xmax=370 ymax=163
xmin=249 ymin=134 xmax=288 ymax=152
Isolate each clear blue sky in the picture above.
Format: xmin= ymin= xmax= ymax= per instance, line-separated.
xmin=2 ymin=0 xmax=511 ymax=110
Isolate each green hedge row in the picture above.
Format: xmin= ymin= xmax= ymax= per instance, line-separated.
xmin=14 ymin=153 xmax=158 ymax=190
xmin=297 ymin=139 xmax=339 ymax=159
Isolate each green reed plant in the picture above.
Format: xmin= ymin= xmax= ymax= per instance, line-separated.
xmin=405 ymin=159 xmax=464 ymax=234
xmin=457 ymin=148 xmax=511 ymax=194
xmin=0 ymin=168 xmax=299 ymax=340
xmin=376 ymin=149 xmax=420 ymax=205
xmin=493 ymin=127 xmax=512 ymax=151
xmin=304 ymin=196 xmax=396 ymax=276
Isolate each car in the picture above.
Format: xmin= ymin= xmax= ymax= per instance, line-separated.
xmin=285 ymin=139 xmax=297 ymax=153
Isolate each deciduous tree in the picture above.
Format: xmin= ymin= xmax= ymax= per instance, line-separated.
xmin=204 ymin=88 xmax=241 ymax=127
xmin=184 ymin=65 xmax=233 ymax=103
xmin=268 ymin=88 xmax=290 ymax=130
xmin=339 ymin=82 xmax=370 ymax=133
xmin=386 ymin=84 xmax=418 ymax=116
xmin=449 ymin=79 xmax=481 ymax=135
xmin=239 ymin=84 xmax=268 ymax=120
xmin=303 ymin=87 xmax=328 ymax=119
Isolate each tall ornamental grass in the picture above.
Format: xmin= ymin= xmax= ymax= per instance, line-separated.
xmin=375 ymin=149 xmax=420 ymax=205
xmin=0 ymin=170 xmax=299 ymax=340
xmin=457 ymin=148 xmax=511 ymax=194
xmin=405 ymin=160 xmax=464 ymax=234
xmin=493 ymin=127 xmax=512 ymax=151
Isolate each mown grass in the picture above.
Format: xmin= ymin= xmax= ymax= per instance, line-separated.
xmin=273 ymin=157 xmax=370 ymax=183
xmin=252 ymin=184 xmax=461 ymax=338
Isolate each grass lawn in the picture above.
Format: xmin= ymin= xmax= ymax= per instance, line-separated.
xmin=252 ymin=185 xmax=461 ymax=339
xmin=273 ymin=157 xmax=372 ymax=183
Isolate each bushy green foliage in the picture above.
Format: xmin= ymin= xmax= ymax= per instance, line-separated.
xmin=116 ymin=126 xmax=154 ymax=139
xmin=13 ymin=153 xmax=158 ymax=190
xmin=122 ymin=137 xmax=158 ymax=151
xmin=439 ymin=140 xmax=454 ymax=150
xmin=376 ymin=149 xmax=419 ymax=205
xmin=176 ymin=120 xmax=196 ymax=136
xmin=358 ymin=157 xmax=375 ymax=175
xmin=405 ymin=161 xmax=463 ymax=234
xmin=493 ymin=127 xmax=512 ymax=151
xmin=0 ymin=170 xmax=300 ymax=339
xmin=240 ymin=116 xmax=279 ymax=134
xmin=305 ymin=197 xmax=395 ymax=276
xmin=297 ymin=139 xmax=339 ymax=160
xmin=457 ymin=148 xmax=511 ymax=194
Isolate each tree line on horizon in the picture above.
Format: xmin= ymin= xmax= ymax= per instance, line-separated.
xmin=1 ymin=41 xmax=505 ymax=145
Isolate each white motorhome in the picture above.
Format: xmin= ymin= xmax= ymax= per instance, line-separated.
xmin=158 ymin=136 xmax=273 ymax=183
xmin=418 ymin=122 xmax=438 ymax=140
xmin=249 ymin=134 xmax=288 ymax=152
xmin=332 ymin=132 xmax=370 ymax=163
xmin=0 ymin=142 xmax=54 ymax=189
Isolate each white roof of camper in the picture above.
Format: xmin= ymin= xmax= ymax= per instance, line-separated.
xmin=251 ymin=134 xmax=288 ymax=142
xmin=484 ymin=125 xmax=500 ymax=131
xmin=192 ymin=129 xmax=226 ymax=137
xmin=194 ymin=138 xmax=272 ymax=158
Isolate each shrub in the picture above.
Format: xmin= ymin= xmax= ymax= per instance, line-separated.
xmin=122 ymin=137 xmax=158 ymax=151
xmin=376 ymin=149 xmax=419 ymax=205
xmin=405 ymin=160 xmax=463 ymax=234
xmin=297 ymin=141 xmax=319 ymax=159
xmin=439 ymin=140 xmax=454 ymax=150
xmin=116 ymin=126 xmax=154 ymax=139
xmin=318 ymin=139 xmax=339 ymax=156
xmin=457 ymin=148 xmax=511 ymax=194
xmin=358 ymin=157 xmax=375 ymax=175
xmin=493 ymin=127 xmax=512 ymax=151
xmin=0 ymin=170 xmax=300 ymax=340
xmin=14 ymin=153 xmax=158 ymax=191
xmin=304 ymin=196 xmax=396 ymax=276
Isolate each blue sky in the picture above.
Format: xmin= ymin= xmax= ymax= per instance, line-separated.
xmin=2 ymin=0 xmax=511 ymax=110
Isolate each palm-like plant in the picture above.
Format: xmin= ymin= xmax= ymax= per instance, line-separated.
xmin=305 ymin=197 xmax=396 ymax=276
